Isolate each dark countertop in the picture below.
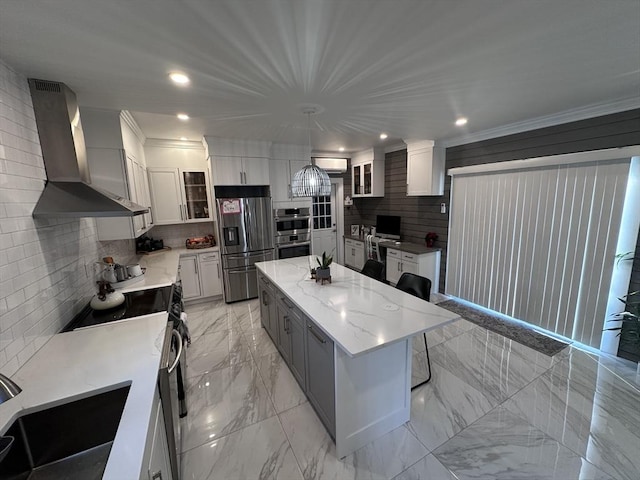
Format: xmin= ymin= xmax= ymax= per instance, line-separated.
xmin=343 ymin=235 xmax=441 ymax=255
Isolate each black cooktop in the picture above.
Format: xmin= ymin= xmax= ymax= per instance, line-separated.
xmin=63 ymin=285 xmax=174 ymax=331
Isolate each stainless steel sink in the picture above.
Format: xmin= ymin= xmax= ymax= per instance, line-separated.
xmin=0 ymin=385 xmax=130 ymax=480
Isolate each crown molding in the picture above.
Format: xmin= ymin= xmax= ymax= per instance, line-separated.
xmin=119 ymin=110 xmax=146 ymax=144
xmin=440 ymin=98 xmax=640 ymax=148
xmin=384 ymin=142 xmax=407 ymax=153
xmin=144 ymin=138 xmax=205 ymax=150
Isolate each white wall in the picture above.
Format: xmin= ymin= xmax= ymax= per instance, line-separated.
xmin=0 ymin=59 xmax=133 ymax=375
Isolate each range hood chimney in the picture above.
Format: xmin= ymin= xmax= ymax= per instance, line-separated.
xmin=29 ymin=79 xmax=148 ymax=218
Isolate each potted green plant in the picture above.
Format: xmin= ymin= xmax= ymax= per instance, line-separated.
xmin=316 ymin=251 xmax=333 ymax=284
xmin=605 ymin=252 xmax=640 ymax=362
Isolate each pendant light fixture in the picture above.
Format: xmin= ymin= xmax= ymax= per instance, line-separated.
xmin=291 ymin=108 xmax=331 ymax=197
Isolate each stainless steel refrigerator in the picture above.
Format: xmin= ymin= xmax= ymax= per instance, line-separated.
xmin=215 ymin=185 xmax=274 ymax=303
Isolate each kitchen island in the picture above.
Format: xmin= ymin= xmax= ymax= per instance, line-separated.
xmin=256 ymin=257 xmax=459 ymax=457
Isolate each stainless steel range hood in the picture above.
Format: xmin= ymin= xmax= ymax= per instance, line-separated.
xmin=29 ymin=79 xmax=148 ymax=218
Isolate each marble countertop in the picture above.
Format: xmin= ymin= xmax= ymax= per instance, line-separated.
xmin=0 ymin=313 xmax=169 ymax=479
xmin=343 ymin=235 xmax=440 ymax=255
xmin=114 ymin=246 xmax=218 ymax=293
xmin=256 ymin=257 xmax=459 ymax=357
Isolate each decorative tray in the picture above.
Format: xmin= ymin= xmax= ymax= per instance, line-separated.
xmin=186 ymin=235 xmax=216 ymax=249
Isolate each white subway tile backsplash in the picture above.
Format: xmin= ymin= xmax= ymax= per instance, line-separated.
xmin=0 ymin=59 xmax=136 ymax=374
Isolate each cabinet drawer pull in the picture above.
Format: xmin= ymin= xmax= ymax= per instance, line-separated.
xmin=151 ymin=471 xmax=163 ymax=480
xmin=262 ymin=292 xmax=268 ymax=306
xmin=308 ymin=324 xmax=326 ymax=344
xmin=284 ymin=316 xmax=290 ymax=333
xmin=281 ymin=297 xmax=293 ymax=309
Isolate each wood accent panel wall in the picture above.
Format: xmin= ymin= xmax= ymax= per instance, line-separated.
xmin=348 ymin=149 xmax=449 ymax=290
xmin=343 ymin=109 xmax=640 ymax=305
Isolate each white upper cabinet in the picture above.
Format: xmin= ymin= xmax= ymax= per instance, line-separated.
xmin=144 ymin=139 xmax=214 ymax=225
xmin=351 ymin=147 xmax=385 ymax=197
xmin=204 ymin=137 xmax=271 ymax=186
xmin=405 ymin=140 xmax=445 ymax=196
xmin=148 ymin=167 xmax=214 ymax=225
xmin=80 ymin=108 xmax=153 ymax=240
xmin=211 ymin=156 xmax=269 ymax=185
xmin=147 ymin=168 xmax=183 ymax=224
xmin=270 ymin=143 xmax=312 ymax=206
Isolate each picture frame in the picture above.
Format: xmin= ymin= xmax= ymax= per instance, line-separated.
xmin=351 ymin=224 xmax=360 ymax=236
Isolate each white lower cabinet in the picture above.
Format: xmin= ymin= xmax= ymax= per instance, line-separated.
xmin=199 ymin=252 xmax=222 ymax=298
xmin=179 ymin=255 xmax=201 ymax=300
xmin=344 ymin=238 xmax=365 ymax=270
xmin=144 ymin=389 xmax=173 ymax=480
xmin=179 ymin=251 xmax=222 ymax=301
xmin=385 ymin=249 xmax=441 ymax=292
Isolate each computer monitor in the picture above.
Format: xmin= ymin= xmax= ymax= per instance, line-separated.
xmin=376 ymin=215 xmax=401 ymax=240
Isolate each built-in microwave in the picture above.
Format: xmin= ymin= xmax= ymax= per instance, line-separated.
xmin=274 ymin=208 xmax=311 ymax=259
xmin=274 ymin=208 xmax=310 ymax=235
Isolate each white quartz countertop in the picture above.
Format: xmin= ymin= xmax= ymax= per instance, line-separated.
xmin=114 ymin=246 xmax=218 ymax=293
xmin=256 ymin=257 xmax=459 ymax=357
xmin=0 ymin=313 xmax=169 ymax=479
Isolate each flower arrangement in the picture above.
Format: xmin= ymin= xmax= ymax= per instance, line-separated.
xmin=425 ymin=232 xmax=438 ymax=247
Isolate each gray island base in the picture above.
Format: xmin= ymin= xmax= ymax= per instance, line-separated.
xmin=256 ymin=257 xmax=459 ymax=458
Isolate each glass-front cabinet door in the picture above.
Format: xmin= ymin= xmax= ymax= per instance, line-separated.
xmin=363 ymin=163 xmax=372 ymax=195
xmin=182 ymin=170 xmax=212 ymax=222
xmin=353 ymin=164 xmax=362 ymax=195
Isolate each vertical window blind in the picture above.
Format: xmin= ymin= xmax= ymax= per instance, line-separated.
xmin=447 ymin=149 xmax=636 ymax=348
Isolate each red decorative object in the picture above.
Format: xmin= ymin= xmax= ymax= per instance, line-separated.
xmin=425 ymin=232 xmax=438 ymax=247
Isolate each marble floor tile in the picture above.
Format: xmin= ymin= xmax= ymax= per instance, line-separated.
xmin=243 ymin=325 xmax=280 ymax=357
xmin=411 ymin=350 xmax=430 ymax=389
xmin=407 ymin=363 xmax=494 ymax=452
xmin=503 ymin=348 xmax=640 ymax=480
xmin=280 ymin=402 xmax=427 ymax=480
xmin=181 ymin=415 xmax=303 ymax=480
xmin=428 ymin=328 xmax=549 ymax=405
xmin=255 ymin=351 xmax=308 ymax=413
xmin=433 ymin=407 xmax=613 ymax=480
xmin=186 ymin=328 xmax=252 ymax=378
xmin=182 ymin=361 xmax=276 ymax=452
xmin=184 ymin=301 xmax=236 ymax=339
xmin=415 ymin=318 xmax=478 ymax=351
xmin=232 ymin=299 xmax=262 ymax=331
xmin=392 ymin=454 xmax=458 ymax=480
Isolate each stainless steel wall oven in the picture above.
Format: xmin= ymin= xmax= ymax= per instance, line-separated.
xmin=274 ymin=208 xmax=311 ymax=259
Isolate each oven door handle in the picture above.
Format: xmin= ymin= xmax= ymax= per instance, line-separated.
xmin=168 ymin=329 xmax=183 ymax=374
xmin=278 ymin=241 xmax=311 ymax=248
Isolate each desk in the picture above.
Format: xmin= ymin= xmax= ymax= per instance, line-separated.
xmin=256 ymin=257 xmax=459 ymax=456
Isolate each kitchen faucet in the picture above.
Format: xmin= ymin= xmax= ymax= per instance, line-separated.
xmin=0 ymin=373 xmax=21 ymax=404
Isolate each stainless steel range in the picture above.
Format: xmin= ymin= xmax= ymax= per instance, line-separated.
xmin=63 ymin=284 xmax=187 ymax=480
xmin=274 ymin=207 xmax=311 ymax=259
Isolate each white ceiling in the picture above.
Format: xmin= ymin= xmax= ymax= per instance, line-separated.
xmin=1 ymin=0 xmax=639 ymax=152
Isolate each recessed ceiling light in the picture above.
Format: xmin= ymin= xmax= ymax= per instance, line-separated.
xmin=338 ymin=147 xmax=345 ymax=152
xmin=169 ymin=72 xmax=190 ymax=85
xmin=455 ymin=117 xmax=468 ymax=126
xmin=379 ymin=133 xmax=388 ymax=140
xmin=177 ymin=113 xmax=190 ymax=121
xmin=180 ymin=136 xmax=188 ymax=141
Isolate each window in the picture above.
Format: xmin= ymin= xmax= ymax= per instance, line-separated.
xmin=312 ymin=195 xmax=331 ymax=229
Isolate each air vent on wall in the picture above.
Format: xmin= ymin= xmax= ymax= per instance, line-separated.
xmin=32 ymin=79 xmax=62 ymax=92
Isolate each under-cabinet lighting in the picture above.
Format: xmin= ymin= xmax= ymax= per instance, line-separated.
xmin=177 ymin=113 xmax=190 ymax=121
xmin=180 ymin=136 xmax=188 ymax=141
xmin=455 ymin=117 xmax=468 ymax=126
xmin=339 ymin=147 xmax=345 ymax=152
xmin=379 ymin=133 xmax=388 ymax=140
